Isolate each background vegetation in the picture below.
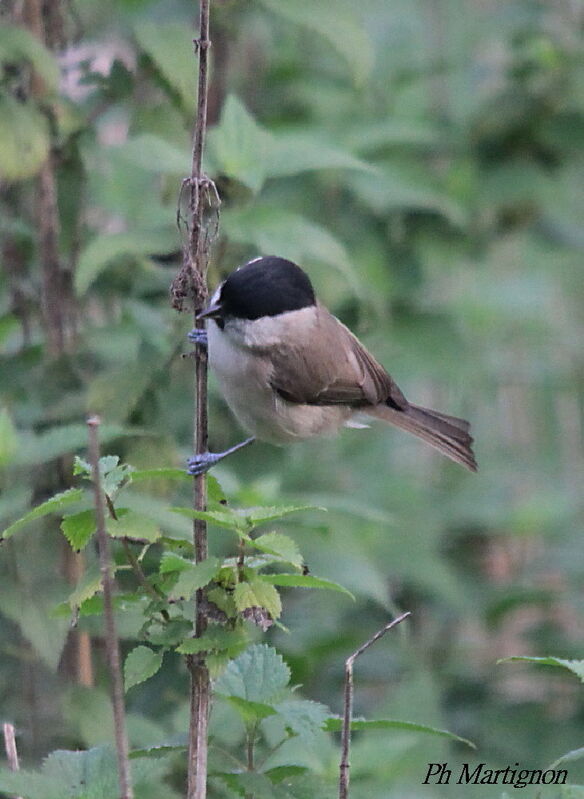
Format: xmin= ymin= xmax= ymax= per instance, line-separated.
xmin=1 ymin=0 xmax=584 ymax=796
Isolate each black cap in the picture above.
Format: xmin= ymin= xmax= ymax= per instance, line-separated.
xmin=219 ymin=256 xmax=316 ymax=320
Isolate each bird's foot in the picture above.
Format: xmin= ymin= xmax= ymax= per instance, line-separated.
xmin=187 ymin=437 xmax=255 ymax=476
xmin=188 ymin=328 xmax=208 ymax=348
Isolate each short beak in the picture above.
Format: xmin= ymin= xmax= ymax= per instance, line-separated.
xmin=196 ymin=299 xmax=223 ymax=321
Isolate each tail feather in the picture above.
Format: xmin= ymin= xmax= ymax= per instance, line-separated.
xmin=367 ymin=402 xmax=477 ymax=472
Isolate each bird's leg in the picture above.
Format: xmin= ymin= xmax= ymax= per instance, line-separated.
xmin=188 ymin=328 xmax=208 ymax=347
xmin=187 ymin=437 xmax=255 ymax=476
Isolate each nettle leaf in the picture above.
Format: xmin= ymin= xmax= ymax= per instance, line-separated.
xmin=257 ymin=0 xmax=373 ymax=85
xmin=0 ymin=406 xmax=18 ymax=465
xmin=106 ymin=509 xmax=160 ymax=543
xmin=134 ymin=21 xmax=195 ymax=109
xmin=242 ymin=505 xmax=324 ymax=527
xmin=68 ymin=566 xmax=103 ymax=610
xmin=1 ymin=488 xmax=85 ymax=541
xmin=169 ymin=557 xmax=220 ymax=601
xmin=160 ymin=551 xmax=192 ymax=574
xmin=221 ymin=772 xmax=276 ymax=799
xmin=273 ymin=699 xmax=330 ymax=742
xmin=252 ymin=533 xmax=303 ymax=569
xmin=215 ymin=644 xmax=290 ymax=704
xmin=124 ymin=645 xmax=164 ymax=691
xmin=207 ymin=95 xmax=269 ymax=192
xmin=0 ymin=94 xmax=50 ymax=181
xmin=234 ymin=578 xmax=282 ymax=620
xmin=498 ymin=656 xmax=584 ymax=683
xmin=115 ymin=134 xmax=189 ymax=174
xmin=75 ymin=228 xmax=177 ymax=295
xmin=61 ymin=510 xmax=96 ymax=551
xmin=261 ymin=573 xmax=354 ymax=599
xmin=222 ymin=207 xmax=356 ymax=284
xmin=323 ymin=718 xmax=475 ymax=748
xmin=170 ymin=506 xmax=247 ymax=533
xmin=176 ymin=627 xmax=248 ymax=655
xmin=223 ymin=696 xmax=276 ymax=725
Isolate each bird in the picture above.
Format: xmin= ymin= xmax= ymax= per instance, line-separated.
xmin=187 ymin=255 xmax=477 ymax=475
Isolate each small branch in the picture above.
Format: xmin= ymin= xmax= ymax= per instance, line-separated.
xmin=339 ymin=612 xmax=411 ymax=799
xmin=2 ymin=723 xmax=23 ymax=799
xmin=87 ymin=416 xmax=134 ymax=799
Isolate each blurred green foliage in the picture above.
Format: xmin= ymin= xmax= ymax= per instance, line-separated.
xmin=1 ymin=0 xmax=584 ymax=796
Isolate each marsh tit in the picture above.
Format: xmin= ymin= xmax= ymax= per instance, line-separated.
xmin=187 ymin=256 xmax=476 ymax=474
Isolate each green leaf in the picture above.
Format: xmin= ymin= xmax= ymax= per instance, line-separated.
xmin=15 ymin=423 xmax=132 ymax=466
xmin=257 ymin=0 xmax=373 ymax=85
xmin=261 ymin=573 xmax=354 ymax=599
xmin=1 ymin=488 xmax=85 ymax=541
xmin=273 ymin=698 xmax=330 ymax=742
xmin=252 ymin=532 xmax=303 ymax=569
xmin=0 ymin=94 xmax=50 ymax=181
xmin=68 ymin=566 xmax=103 ymax=610
xmin=134 ymin=22 xmax=195 ymax=109
xmin=160 ymin=551 xmax=193 ymax=574
xmin=243 ymin=505 xmax=324 ymax=527
xmin=124 ymin=645 xmax=164 ymax=691
xmin=0 ymin=25 xmax=60 ymax=91
xmin=498 ymin=656 xmax=584 ymax=683
xmin=323 ymin=718 xmax=475 ymax=748
xmin=169 ymin=557 xmax=220 ymax=601
xmin=115 ymin=134 xmax=189 ymax=174
xmin=176 ymin=628 xmax=248 ymax=655
xmin=170 ymin=506 xmax=247 ymax=532
xmin=234 ymin=578 xmax=282 ymax=620
xmin=223 ymin=207 xmax=357 ymax=284
xmin=223 ymin=695 xmax=276 ymax=724
xmin=61 ymin=510 xmax=96 ymax=551
xmin=207 ymin=95 xmax=269 ymax=192
xmin=75 ymin=228 xmax=177 ymax=295
xmin=0 ymin=406 xmax=18 ymax=466
xmin=266 ymin=133 xmax=374 ymax=178
xmin=215 ymin=643 xmax=290 ymax=704
xmin=106 ymin=509 xmax=160 ymax=543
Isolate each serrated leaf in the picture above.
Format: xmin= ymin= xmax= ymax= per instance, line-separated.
xmin=257 ymin=0 xmax=373 ymax=85
xmin=498 ymin=656 xmax=584 ymax=683
xmin=124 ymin=645 xmax=164 ymax=691
xmin=170 ymin=505 xmax=246 ymax=532
xmin=68 ymin=566 xmax=103 ymax=610
xmin=207 ymin=95 xmax=269 ymax=192
xmin=176 ymin=628 xmax=247 ymax=655
xmin=243 ymin=505 xmax=324 ymax=526
xmin=1 ymin=488 xmax=85 ymax=541
xmin=215 ymin=643 xmax=290 ymax=703
xmin=222 ymin=772 xmax=276 ymax=799
xmin=224 ymin=695 xmax=276 ymax=725
xmin=0 ymin=94 xmax=50 ymax=181
xmin=134 ymin=21 xmax=195 ymax=109
xmin=160 ymin=551 xmax=192 ymax=574
xmin=234 ymin=579 xmax=282 ymax=620
xmin=323 ymin=717 xmax=475 ymax=748
xmin=251 ymin=533 xmax=303 ymax=569
xmin=107 ymin=509 xmax=160 ymax=543
xmin=266 ymin=134 xmax=374 ymax=178
xmin=61 ymin=509 xmax=96 ymax=551
xmin=169 ymin=557 xmax=220 ymax=601
xmin=274 ymin=698 xmax=330 ymax=742
xmin=0 ymin=406 xmax=18 ymax=465
xmin=261 ymin=573 xmax=354 ymax=599
xmin=75 ymin=228 xmax=177 ymax=294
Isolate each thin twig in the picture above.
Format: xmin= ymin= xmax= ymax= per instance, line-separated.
xmin=339 ymin=612 xmax=411 ymax=799
xmin=2 ymin=723 xmax=23 ymax=799
xmin=186 ymin=2 xmax=215 ymax=798
xmin=87 ymin=416 xmax=134 ymax=799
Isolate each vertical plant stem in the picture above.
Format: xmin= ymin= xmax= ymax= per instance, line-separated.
xmin=339 ymin=612 xmax=411 ymax=799
xmin=2 ymin=723 xmax=23 ymax=799
xmin=186 ymin=2 xmax=213 ymax=798
xmin=87 ymin=416 xmax=133 ymax=799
